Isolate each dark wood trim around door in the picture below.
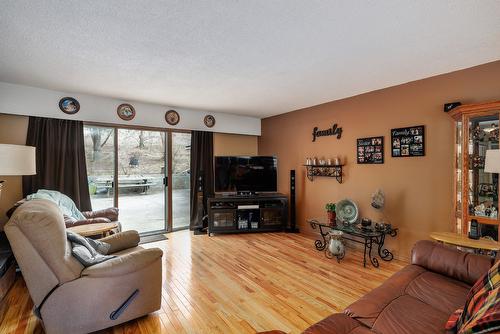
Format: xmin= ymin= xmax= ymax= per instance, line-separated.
xmin=113 ymin=127 xmax=119 ymax=208
xmin=167 ymin=131 xmax=173 ymax=232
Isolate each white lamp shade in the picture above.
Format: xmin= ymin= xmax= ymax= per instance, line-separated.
xmin=484 ymin=149 xmax=500 ymax=174
xmin=0 ymin=144 xmax=36 ymax=176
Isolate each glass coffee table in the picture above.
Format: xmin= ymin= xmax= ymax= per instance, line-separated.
xmin=308 ymin=218 xmax=398 ymax=268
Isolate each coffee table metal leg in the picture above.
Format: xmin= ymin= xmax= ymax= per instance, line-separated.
xmin=368 ymin=237 xmax=380 ymax=268
xmin=313 ymin=224 xmax=328 ymax=251
xmin=376 ymin=234 xmax=394 ymax=261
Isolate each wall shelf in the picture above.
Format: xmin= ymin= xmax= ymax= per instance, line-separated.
xmin=304 ymin=164 xmax=344 ymax=183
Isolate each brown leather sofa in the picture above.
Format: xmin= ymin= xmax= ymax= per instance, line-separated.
xmin=263 ymin=240 xmax=494 ymax=334
xmin=5 ymin=199 xmax=163 ymax=334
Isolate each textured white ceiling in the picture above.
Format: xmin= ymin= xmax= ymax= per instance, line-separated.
xmin=0 ymin=1 xmax=499 ymax=118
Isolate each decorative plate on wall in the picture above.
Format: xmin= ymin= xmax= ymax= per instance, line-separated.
xmin=59 ymin=97 xmax=80 ymax=114
xmin=117 ymin=103 xmax=136 ymax=121
xmin=204 ymin=115 xmax=216 ymax=128
xmin=165 ymin=109 xmax=180 ymax=125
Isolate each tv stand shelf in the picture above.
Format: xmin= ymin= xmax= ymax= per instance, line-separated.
xmin=208 ymin=193 xmax=288 ymax=236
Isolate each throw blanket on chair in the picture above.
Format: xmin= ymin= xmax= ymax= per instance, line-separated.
xmin=28 ymin=189 xmax=86 ymax=221
xmin=67 ymin=231 xmax=115 ymax=267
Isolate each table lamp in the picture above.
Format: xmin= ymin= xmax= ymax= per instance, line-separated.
xmin=485 ymin=149 xmax=500 ymax=174
xmin=0 ymin=144 xmax=36 ymax=200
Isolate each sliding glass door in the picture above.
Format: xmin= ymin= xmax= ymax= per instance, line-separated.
xmin=172 ymin=132 xmax=191 ymax=230
xmin=84 ymin=125 xmax=191 ymax=234
xmin=117 ymin=129 xmax=167 ymax=234
xmin=84 ymin=126 xmax=115 ymax=211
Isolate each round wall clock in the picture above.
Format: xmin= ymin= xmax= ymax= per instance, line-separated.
xmin=117 ymin=103 xmax=136 ymax=121
xmin=59 ymin=97 xmax=80 ymax=114
xmin=165 ymin=109 xmax=180 ymax=125
xmin=204 ymin=115 xmax=216 ymax=128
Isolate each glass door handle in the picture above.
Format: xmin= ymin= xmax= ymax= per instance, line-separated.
xmin=163 ymin=177 xmax=168 ymax=186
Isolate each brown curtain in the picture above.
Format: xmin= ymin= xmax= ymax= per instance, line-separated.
xmin=190 ymin=131 xmax=214 ymax=231
xmin=23 ymin=116 xmax=92 ymax=211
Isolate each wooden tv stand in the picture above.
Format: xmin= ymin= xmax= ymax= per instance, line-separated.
xmin=207 ymin=193 xmax=288 ymax=236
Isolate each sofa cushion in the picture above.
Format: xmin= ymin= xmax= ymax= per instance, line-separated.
xmin=346 ymin=263 xmax=471 ymax=333
xmin=411 ymin=240 xmax=493 ymax=285
xmin=371 ymin=294 xmax=448 ymax=334
xmin=405 ymin=271 xmax=470 ymax=315
xmin=303 ymin=313 xmax=375 ymax=334
xmin=345 ymin=264 xmax=426 ymax=327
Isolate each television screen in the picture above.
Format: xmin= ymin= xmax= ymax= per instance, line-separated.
xmin=214 ymin=156 xmax=277 ymax=193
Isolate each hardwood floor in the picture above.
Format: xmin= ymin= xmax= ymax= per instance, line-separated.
xmin=0 ymin=231 xmax=406 ymax=333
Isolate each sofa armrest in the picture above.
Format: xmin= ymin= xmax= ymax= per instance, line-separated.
xmin=99 ymin=230 xmax=140 ymax=254
xmin=64 ymin=215 xmax=111 ymax=227
xmin=82 ymin=207 xmax=119 ymax=221
xmin=411 ymin=240 xmax=493 ymax=285
xmin=81 ymin=248 xmax=163 ymax=277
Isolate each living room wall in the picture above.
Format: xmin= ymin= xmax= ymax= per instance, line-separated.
xmin=0 ymin=113 xmax=258 ymax=227
xmin=258 ymin=60 xmax=500 ymax=260
xmin=213 ymin=133 xmax=258 ymax=156
xmin=0 ymin=114 xmax=28 ymax=228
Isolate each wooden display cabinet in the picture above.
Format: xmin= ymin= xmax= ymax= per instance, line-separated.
xmin=449 ymin=101 xmax=500 ymax=241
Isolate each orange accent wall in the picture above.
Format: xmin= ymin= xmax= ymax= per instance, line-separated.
xmin=258 ymin=60 xmax=500 ymax=260
xmin=214 ymin=133 xmax=258 ymax=156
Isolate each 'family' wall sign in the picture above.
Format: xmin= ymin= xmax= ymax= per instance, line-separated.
xmin=312 ymin=123 xmax=343 ymax=142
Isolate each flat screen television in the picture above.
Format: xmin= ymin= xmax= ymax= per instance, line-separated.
xmin=214 ymin=156 xmax=277 ymax=194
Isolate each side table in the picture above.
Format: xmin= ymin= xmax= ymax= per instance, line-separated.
xmin=430 ymin=231 xmax=499 ymax=255
xmin=68 ymin=222 xmax=118 ymax=238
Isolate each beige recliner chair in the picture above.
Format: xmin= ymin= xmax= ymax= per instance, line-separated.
xmin=4 ymin=199 xmax=163 ymax=334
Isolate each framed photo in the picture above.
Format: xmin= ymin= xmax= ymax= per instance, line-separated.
xmin=357 ymin=136 xmax=384 ymax=164
xmin=391 ymin=125 xmax=425 ymax=157
xmin=117 ymin=103 xmax=136 ymax=121
xmin=59 ymin=97 xmax=80 ymax=114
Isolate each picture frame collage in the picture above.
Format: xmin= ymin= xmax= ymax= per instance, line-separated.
xmin=391 ymin=125 xmax=425 ymax=157
xmin=356 ymin=125 xmax=425 ymax=164
xmin=357 ymin=136 xmax=384 ymax=164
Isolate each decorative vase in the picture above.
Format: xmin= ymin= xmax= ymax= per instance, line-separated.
xmin=327 ymin=211 xmax=336 ymax=226
xmin=328 ymin=230 xmax=344 ymax=256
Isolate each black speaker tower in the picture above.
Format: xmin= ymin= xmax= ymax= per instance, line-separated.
xmin=193 ymin=173 xmax=208 ymax=235
xmin=286 ymin=169 xmax=300 ymax=233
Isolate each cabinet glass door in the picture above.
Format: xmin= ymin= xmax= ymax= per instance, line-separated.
xmin=467 ymin=113 xmax=499 ymax=239
xmin=455 ymin=120 xmax=463 ymax=233
xmin=261 ymin=208 xmax=284 ymax=228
